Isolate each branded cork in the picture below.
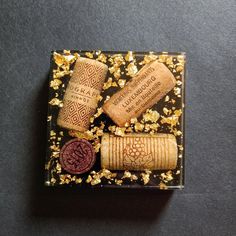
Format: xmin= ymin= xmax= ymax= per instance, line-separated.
xmin=57 ymin=57 xmax=108 ymax=132
xmin=102 ymin=61 xmax=176 ymax=127
xmin=101 ymin=133 xmax=178 ymax=170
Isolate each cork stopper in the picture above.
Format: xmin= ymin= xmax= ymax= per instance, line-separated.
xmin=57 ymin=57 xmax=108 ymax=132
xmin=102 ymin=61 xmax=176 ymax=127
xmin=101 ymin=133 xmax=178 ymax=170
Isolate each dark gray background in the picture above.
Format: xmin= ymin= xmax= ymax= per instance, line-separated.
xmin=0 ymin=0 xmax=235 ymax=235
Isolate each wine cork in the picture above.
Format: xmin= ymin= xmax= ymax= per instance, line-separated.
xmin=57 ymin=57 xmax=108 ymax=132
xmin=102 ymin=61 xmax=176 ymax=127
xmin=101 ymin=133 xmax=178 ymax=170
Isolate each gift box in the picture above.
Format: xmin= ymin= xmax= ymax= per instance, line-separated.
xmin=45 ymin=50 xmax=186 ymax=189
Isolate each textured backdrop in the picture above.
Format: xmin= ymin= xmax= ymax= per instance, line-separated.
xmin=0 ymin=0 xmax=235 ymax=235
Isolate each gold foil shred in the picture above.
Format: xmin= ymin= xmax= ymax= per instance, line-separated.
xmin=94 ymin=108 xmax=103 ymax=118
xmin=75 ymin=178 xmax=83 ymax=184
xmin=144 ymin=124 xmax=151 ymax=132
xmin=141 ymin=172 xmax=150 ymax=185
xmin=160 ymin=109 xmax=182 ymax=128
xmin=159 ymin=182 xmax=168 ymax=190
xmin=64 ymin=55 xmax=76 ymax=64
xmin=174 ymin=87 xmax=181 ymax=96
xmin=49 ymin=98 xmax=63 ymax=106
xmin=160 ymin=171 xmax=173 ymax=182
xmin=165 ymin=96 xmax=170 ymax=102
xmin=130 ymin=117 xmax=138 ymax=124
xmin=50 ymin=130 xmax=56 ymax=136
xmin=103 ymin=77 xmax=118 ymax=90
xmin=86 ymin=175 xmax=92 ymax=183
xmin=53 ymin=52 xmax=65 ymax=66
xmin=176 ymin=170 xmax=180 ymax=175
xmin=95 ymin=50 xmax=101 ymax=55
xmin=125 ymin=51 xmax=134 ymax=62
xmin=115 ymin=179 xmax=123 ymax=185
xmin=142 ymin=109 xmax=160 ymax=123
xmin=125 ymin=127 xmax=133 ymax=133
xmin=90 ymin=117 xmax=94 ymax=123
xmin=176 ymin=80 xmax=182 ymax=86
xmin=74 ymin=52 xmax=80 ymax=59
xmin=158 ymin=54 xmax=168 ymax=63
xmin=71 ymin=176 xmax=76 ymax=182
xmin=131 ymin=174 xmax=138 ymax=181
xmin=174 ymin=109 xmax=182 ymax=117
xmin=134 ymin=122 xmax=144 ymax=132
xmin=112 ymin=54 xmax=125 ymax=66
xmin=100 ymin=121 xmax=105 ymax=129
xmin=100 ymin=169 xmax=117 ymax=180
xmin=173 ymin=129 xmax=182 ymax=136
xmin=53 ymin=52 xmax=76 ymax=69
xmin=56 ymin=163 xmax=62 ymax=173
xmin=108 ymin=125 xmax=116 ymax=133
xmin=94 ymin=142 xmax=101 ymax=153
xmin=114 ymin=69 xmax=121 ymax=80
xmin=114 ymin=127 xmax=126 ymax=137
xmin=96 ymin=129 xmax=104 ymax=136
xmin=63 ymin=49 xmax=70 ymax=55
xmin=50 ymin=178 xmax=56 ymax=184
xmin=50 ymin=79 xmax=62 ymax=90
xmin=50 ymin=144 xmax=60 ymax=152
xmin=50 ymin=151 xmax=59 ymax=158
xmin=165 ymin=56 xmax=173 ymax=65
xmin=176 ymin=64 xmax=184 ymax=72
xmin=97 ymin=95 xmax=103 ymax=102
xmin=149 ymin=123 xmax=159 ymax=131
xmin=149 ymin=130 xmax=155 ymax=135
xmin=97 ymin=53 xmax=107 ymax=63
xmin=104 ymin=95 xmax=111 ymax=103
xmin=163 ymin=107 xmax=169 ymax=115
xmin=118 ymin=79 xmax=126 ymax=88
xmin=139 ymin=54 xmax=158 ymax=65
xmin=124 ymin=122 xmax=129 ymax=127
xmin=47 ymin=116 xmax=52 ymax=122
xmin=85 ymin=52 xmax=94 ymax=58
xmin=45 ymin=161 xmax=50 ymax=170
xmin=177 ymin=55 xmax=185 ymax=63
xmin=126 ymin=62 xmax=138 ymax=77
xmin=122 ymin=170 xmax=132 ymax=179
xmin=91 ymin=178 xmax=101 ymax=186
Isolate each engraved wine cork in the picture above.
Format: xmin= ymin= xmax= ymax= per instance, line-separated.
xmin=101 ymin=133 xmax=178 ymax=170
xmin=102 ymin=61 xmax=176 ymax=127
xmin=57 ymin=57 xmax=108 ymax=132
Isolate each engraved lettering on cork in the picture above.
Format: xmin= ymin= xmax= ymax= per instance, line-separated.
xmin=102 ymin=61 xmax=176 ymax=127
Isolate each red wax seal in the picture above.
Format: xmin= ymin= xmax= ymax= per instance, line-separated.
xmin=60 ymin=138 xmax=95 ymax=174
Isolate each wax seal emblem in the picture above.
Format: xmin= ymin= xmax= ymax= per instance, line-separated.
xmin=60 ymin=138 xmax=95 ymax=174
